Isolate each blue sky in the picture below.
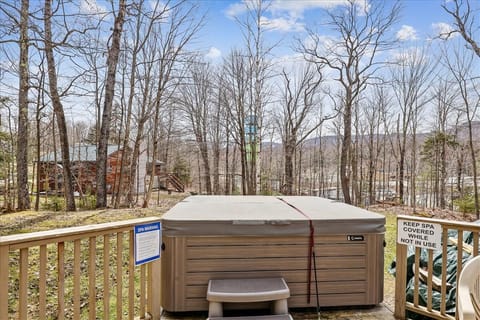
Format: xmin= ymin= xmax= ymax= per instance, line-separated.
xmin=195 ymin=0 xmax=458 ymax=62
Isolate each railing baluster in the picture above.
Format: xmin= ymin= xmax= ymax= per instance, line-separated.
xmin=440 ymin=227 xmax=448 ymax=315
xmin=19 ymin=248 xmax=28 ymax=320
xmin=427 ymin=249 xmax=433 ymax=311
xmin=89 ymin=237 xmax=96 ymax=320
xmin=140 ymin=264 xmax=146 ymax=317
xmin=473 ymin=231 xmax=479 ymax=257
xmin=103 ymin=234 xmax=110 ymax=320
xmin=0 ymin=244 xmax=8 ymax=320
xmin=58 ymin=242 xmax=65 ymax=319
xmin=74 ymin=240 xmax=81 ymax=320
xmin=150 ymin=259 xmax=161 ymax=320
xmin=457 ymin=229 xmax=464 ymax=276
xmin=117 ymin=232 xmax=123 ymax=320
xmin=394 ymin=242 xmax=408 ymax=319
xmin=129 ymin=230 xmax=135 ymax=320
xmin=414 ymin=247 xmax=420 ymax=307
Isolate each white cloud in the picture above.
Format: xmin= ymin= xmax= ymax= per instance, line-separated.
xmin=260 ymin=16 xmax=305 ymax=32
xmin=431 ymin=22 xmax=457 ymax=40
xmin=79 ymin=0 xmax=107 ymax=15
xmin=396 ymin=25 xmax=418 ymax=41
xmin=206 ymin=47 xmax=222 ymax=60
xmin=226 ymin=0 xmax=366 ymax=27
xmin=270 ymin=0 xmax=347 ymax=15
xmin=389 ymin=46 xmax=430 ymax=67
xmin=225 ymin=2 xmax=248 ymax=19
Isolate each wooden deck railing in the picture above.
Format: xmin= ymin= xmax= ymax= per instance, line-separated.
xmin=0 ymin=217 xmax=162 ymax=320
xmin=395 ymin=215 xmax=480 ymax=320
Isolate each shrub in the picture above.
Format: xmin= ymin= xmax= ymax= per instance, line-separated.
xmin=77 ymin=195 xmax=96 ymax=210
xmin=454 ymin=194 xmax=476 ymax=214
xmin=41 ymin=196 xmax=65 ymax=211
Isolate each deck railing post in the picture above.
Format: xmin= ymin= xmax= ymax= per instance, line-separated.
xmin=0 ymin=244 xmax=9 ymax=320
xmin=395 ymin=241 xmax=408 ymax=319
xmin=148 ymin=259 xmax=162 ymax=320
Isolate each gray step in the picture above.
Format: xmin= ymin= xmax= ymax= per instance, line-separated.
xmin=207 ymin=278 xmax=290 ymax=303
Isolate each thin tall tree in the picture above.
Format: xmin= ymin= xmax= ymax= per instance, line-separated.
xmin=96 ymin=0 xmax=126 ymax=208
xmin=44 ymin=0 xmax=77 ymax=211
xmin=16 ymin=0 xmax=30 ymax=210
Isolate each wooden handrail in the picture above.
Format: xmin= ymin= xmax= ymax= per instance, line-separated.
xmin=0 ymin=216 xmax=160 ymax=246
xmin=0 ymin=217 xmax=162 ymax=320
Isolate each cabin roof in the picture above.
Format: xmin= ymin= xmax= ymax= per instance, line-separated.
xmin=39 ymin=145 xmax=120 ymax=162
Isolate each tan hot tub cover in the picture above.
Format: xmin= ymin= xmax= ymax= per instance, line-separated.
xmin=161 ymin=195 xmax=385 ymax=236
xmin=161 ymin=195 xmax=386 ymax=312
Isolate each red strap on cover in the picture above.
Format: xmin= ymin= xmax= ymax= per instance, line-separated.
xmin=277 ymin=198 xmax=315 ymax=304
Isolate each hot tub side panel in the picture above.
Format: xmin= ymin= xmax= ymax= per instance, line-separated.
xmin=161 ymin=233 xmax=384 ymax=312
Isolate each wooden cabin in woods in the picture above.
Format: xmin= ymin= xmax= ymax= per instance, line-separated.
xmin=38 ymin=145 xmax=128 ymax=195
xmin=38 ymin=145 xmax=185 ymax=195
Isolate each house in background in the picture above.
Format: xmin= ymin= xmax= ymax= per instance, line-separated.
xmin=38 ymin=144 xmax=184 ymax=195
xmin=38 ymin=144 xmax=128 ymax=195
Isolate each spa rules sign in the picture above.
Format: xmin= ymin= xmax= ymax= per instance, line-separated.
xmin=397 ymin=219 xmax=442 ymax=250
xmin=134 ymin=222 xmax=161 ymax=266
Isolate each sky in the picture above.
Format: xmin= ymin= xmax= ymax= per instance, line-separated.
xmin=0 ymin=0 xmax=473 ymax=126
xmin=194 ymin=0 xmax=459 ymax=62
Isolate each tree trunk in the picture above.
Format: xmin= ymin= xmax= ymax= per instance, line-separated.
xmin=96 ymin=0 xmax=126 ymax=208
xmin=212 ymin=142 xmax=220 ymax=195
xmin=283 ymin=142 xmax=295 ymax=195
xmin=340 ymin=98 xmax=352 ymax=204
xmin=44 ymin=0 xmax=76 ymax=211
xmin=16 ymin=0 xmax=30 ymax=211
xmin=225 ymin=126 xmax=231 ymax=195
xmin=467 ymin=120 xmax=480 ymax=218
xmin=198 ymin=140 xmax=212 ymax=194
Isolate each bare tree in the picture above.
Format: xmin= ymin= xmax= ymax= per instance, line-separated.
xmin=433 ymin=77 xmax=458 ymax=208
xmin=177 ymin=58 xmax=213 ymax=194
xmin=211 ymin=70 xmax=226 ymax=195
xmin=16 ymin=0 xmax=30 ymax=210
xmin=299 ymin=0 xmax=401 ymax=204
xmin=389 ymin=47 xmax=435 ymax=206
xmin=113 ymin=0 xmax=168 ymax=208
xmin=222 ymin=50 xmax=250 ymax=195
xmin=0 ymin=98 xmax=16 ymax=211
xmin=444 ymin=44 xmax=480 ymax=217
xmin=363 ymin=86 xmax=390 ymax=205
xmin=443 ymin=0 xmax=480 ymax=57
xmin=32 ymin=52 xmax=47 ymax=211
xmin=275 ymin=64 xmax=330 ymax=195
xmin=233 ymin=0 xmax=275 ymax=195
xmin=96 ymin=0 xmax=126 ymax=208
xmin=141 ymin=1 xmax=203 ymax=207
xmin=43 ymin=0 xmax=78 ymax=211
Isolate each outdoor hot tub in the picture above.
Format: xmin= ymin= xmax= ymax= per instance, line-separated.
xmin=161 ymin=195 xmax=385 ymax=312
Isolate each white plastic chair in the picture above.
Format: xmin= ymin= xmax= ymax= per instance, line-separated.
xmin=458 ymin=255 xmax=480 ymax=320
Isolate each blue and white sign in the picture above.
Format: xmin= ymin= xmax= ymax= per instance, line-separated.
xmin=134 ymin=222 xmax=161 ymax=266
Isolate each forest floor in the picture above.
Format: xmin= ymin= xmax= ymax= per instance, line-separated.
xmin=1 ymin=194 xmax=478 ymax=319
xmin=0 ymin=193 xmax=187 ymax=236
